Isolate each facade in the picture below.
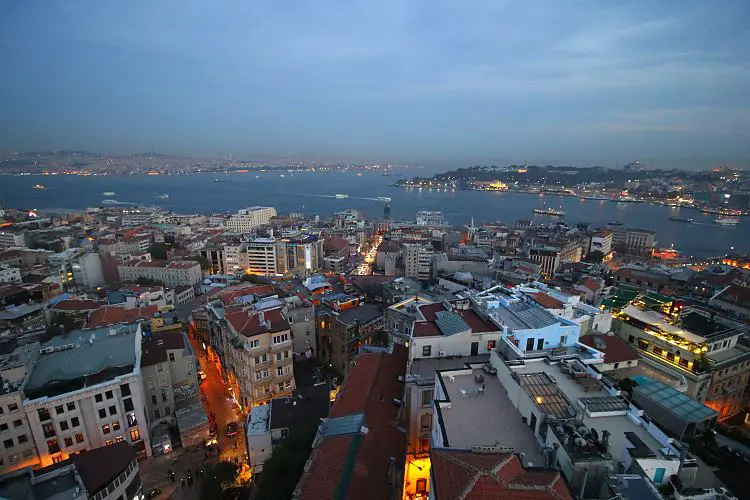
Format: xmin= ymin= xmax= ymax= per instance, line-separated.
xmin=317 ymin=304 xmax=384 ymax=376
xmin=623 ymin=229 xmax=656 ymax=255
xmin=282 ymin=296 xmax=316 ymax=357
xmin=403 ymin=243 xmax=433 ymax=280
xmin=226 ymin=207 xmax=277 ymax=233
xmin=0 ymin=265 xmax=21 ymax=284
xmin=22 ymin=325 xmax=150 ymax=466
xmin=71 ymin=252 xmax=104 ymax=289
xmin=199 ymin=245 xmax=227 ymax=275
xmin=121 ymin=211 xmax=152 ymax=227
xmin=0 ymin=231 xmax=26 ymax=250
xmin=245 ymin=238 xmax=281 ymax=275
xmin=710 ymin=285 xmax=750 ymax=320
xmin=98 ymin=238 xmax=150 ymax=257
xmin=174 ymin=285 xmax=195 ymax=305
xmin=117 ymin=260 xmax=202 ymax=291
xmin=416 ymin=211 xmax=444 ymax=226
xmin=590 ymin=230 xmax=614 ymax=257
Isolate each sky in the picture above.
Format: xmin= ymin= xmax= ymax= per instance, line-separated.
xmin=0 ymin=1 xmax=748 ymax=169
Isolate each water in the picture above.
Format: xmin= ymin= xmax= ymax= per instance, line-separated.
xmin=1 ymin=172 xmax=746 ymax=258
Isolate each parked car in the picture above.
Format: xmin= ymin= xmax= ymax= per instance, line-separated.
xmin=226 ymin=422 xmax=239 ymax=437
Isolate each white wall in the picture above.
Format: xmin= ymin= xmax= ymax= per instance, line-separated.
xmin=412 ymin=331 xmax=500 ymax=359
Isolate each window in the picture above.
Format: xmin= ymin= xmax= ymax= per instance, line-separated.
xmin=71 ymin=417 xmax=80 ymax=428
xmin=277 ymin=367 xmax=284 ymax=376
xmin=120 ymin=384 xmax=131 ymax=397
xmin=416 ymin=478 xmax=427 ymax=494
xmin=66 ymin=402 xmax=75 ymax=411
xmin=255 ymin=369 xmax=269 ymax=381
xmin=38 ymin=408 xmax=51 ymax=422
xmin=147 ymin=379 xmax=155 ymax=390
xmin=168 ymin=352 xmax=176 ymax=364
xmin=249 ymin=339 xmax=260 ymax=349
xmin=75 ymin=433 xmax=84 ymax=444
xmin=161 ymin=392 xmax=167 ymax=403
xmin=98 ymin=408 xmax=107 ymax=419
xmin=102 ymin=424 xmax=110 ymax=434
xmin=64 ymin=437 xmax=73 ymax=447
xmin=613 ymin=363 xmax=620 ymax=369
xmin=17 ymin=434 xmax=28 ymax=444
xmin=151 ymin=395 xmax=158 ymax=405
xmin=112 ymin=421 xmax=121 ymax=431
xmin=8 ymin=403 xmax=18 ymax=413
xmin=422 ymin=345 xmax=432 ymax=357
xmin=487 ymin=340 xmax=496 ymax=350
xmin=272 ymin=334 xmax=289 ymax=345
xmin=55 ymin=405 xmax=64 ymax=415
xmin=0 ymin=424 xmax=6 ymax=432
xmin=115 ymin=436 xmax=124 ymax=443
xmin=254 ymin=354 xmax=268 ymax=365
xmin=3 ymin=439 xmax=14 ymax=449
xmin=130 ymin=428 xmax=141 ymax=441
xmin=278 ymin=383 xmax=284 ymax=392
xmin=105 ymin=439 xmax=113 ymax=446
xmin=422 ymin=389 xmax=433 ymax=407
xmin=157 ymin=363 xmax=164 ymax=373
xmin=560 ymin=335 xmax=567 ymax=346
xmin=165 ymin=407 xmax=171 ymax=416
xmin=0 ymin=407 xmax=3 ymax=415
xmin=420 ymin=414 xmax=431 ymax=432
xmin=42 ymin=423 xmax=55 ymax=438
xmin=59 ymin=420 xmax=69 ymax=431
xmin=153 ymin=409 xmax=160 ymax=419
xmin=127 ymin=412 xmax=137 ymax=427
xmin=12 ymin=419 xmax=22 ymax=428
xmin=95 ymin=394 xmax=103 ymax=403
xmin=276 ymin=352 xmax=282 ymax=362
xmin=109 ymin=405 xmax=118 ymax=416
xmin=124 ymin=398 xmax=134 ymax=412
xmin=105 ymin=390 xmax=113 ymax=400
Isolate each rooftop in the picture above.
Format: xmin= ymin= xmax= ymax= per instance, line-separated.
xmin=225 ymin=307 xmax=290 ymax=338
xmin=491 ymin=300 xmax=562 ymax=331
xmin=633 ymin=380 xmax=718 ymax=423
xmin=269 ymin=385 xmax=330 ymax=432
xmin=141 ymin=331 xmax=189 ymax=367
xmin=334 ymin=304 xmax=382 ymax=326
xmin=85 ymin=305 xmax=158 ymax=329
xmin=435 ymin=370 xmax=545 ymax=463
xmin=408 ymin=354 xmax=490 ymax=381
xmin=25 ymin=324 xmax=138 ymax=400
xmin=579 ymin=334 xmax=640 ymax=365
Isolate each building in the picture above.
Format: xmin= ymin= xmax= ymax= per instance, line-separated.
xmin=174 ymin=285 xmax=195 ymax=305
xmin=221 ymin=306 xmax=295 ymax=409
xmin=590 ymin=230 xmax=614 ymax=257
xmin=416 ymin=211 xmax=445 ymax=226
xmin=199 ymin=245 xmax=227 ymax=275
xmin=117 ymin=260 xmax=202 ymax=291
xmin=403 ymin=243 xmax=433 ymax=280
xmin=121 ymin=210 xmax=153 ymax=227
xmin=140 ymin=331 xmax=199 ymax=436
xmin=282 ymin=296 xmax=316 ymax=357
xmin=623 ymin=229 xmax=657 ymax=255
xmin=0 ymin=231 xmax=26 ymax=250
xmin=226 ymin=207 xmax=277 ymax=233
xmin=22 ymin=324 xmax=150 ymax=465
xmin=0 ymin=266 xmax=21 ymax=284
xmin=246 ymin=384 xmax=329 ymax=471
xmin=244 ymin=238 xmax=281 ymax=275
xmin=0 ymin=441 xmax=142 ymax=500
xmin=710 ymin=285 xmax=750 ymax=320
xmin=0 ymin=341 xmax=40 ymax=474
xmin=98 ymin=238 xmax=151 ymax=257
xmin=430 ymin=448 xmax=572 ymax=500
xmin=317 ymin=304 xmax=384 ymax=376
xmin=71 ymin=252 xmax=104 ymax=289
xmin=579 ymin=334 xmax=640 ymax=372
xmin=528 ymin=242 xmax=582 ymax=277
xmin=294 ymin=344 xmax=408 ymax=500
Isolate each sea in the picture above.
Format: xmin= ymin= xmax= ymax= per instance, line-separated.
xmin=1 ymin=171 xmax=746 ymax=258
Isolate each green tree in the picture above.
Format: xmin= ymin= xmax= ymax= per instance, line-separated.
xmin=148 ymin=242 xmax=169 ymax=260
xmin=200 ymin=462 xmax=238 ymax=500
xmin=190 ymin=255 xmax=211 ymax=270
xmin=255 ymin=424 xmax=318 ymax=500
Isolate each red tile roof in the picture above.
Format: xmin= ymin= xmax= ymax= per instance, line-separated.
xmin=713 ymin=285 xmax=750 ymax=309
xmin=225 ymin=307 xmax=289 ymax=338
xmin=580 ymin=277 xmax=602 ymax=292
xmin=51 ymin=299 xmax=105 ymax=312
xmin=219 ymin=285 xmax=276 ymax=306
xmin=414 ymin=302 xmax=499 ymax=337
xmin=296 ymin=345 xmax=408 ymax=500
xmin=579 ymin=334 xmax=639 ymax=364
xmin=527 ymin=292 xmax=564 ymax=309
xmin=413 ymin=322 xmax=441 ymax=338
xmin=430 ymin=449 xmax=572 ymax=500
xmin=85 ymin=305 xmax=158 ymax=328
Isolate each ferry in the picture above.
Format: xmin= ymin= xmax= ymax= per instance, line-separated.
xmin=32 ymin=184 xmax=45 ymax=190
xmin=669 ymin=217 xmax=693 ymax=223
xmin=335 ymin=194 xmax=349 ymax=199
xmin=614 ymin=196 xmax=643 ymax=203
xmin=376 ymin=196 xmax=392 ymax=202
xmin=102 ymin=191 xmax=116 ymax=196
xmin=533 ymin=207 xmax=565 ymax=217
xmin=158 ymin=194 xmax=170 ymax=199
xmin=580 ymin=194 xmax=611 ymax=201
xmin=715 ymin=217 xmax=740 ymax=225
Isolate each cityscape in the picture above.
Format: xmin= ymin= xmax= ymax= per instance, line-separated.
xmin=1 ymin=1 xmax=750 ymax=500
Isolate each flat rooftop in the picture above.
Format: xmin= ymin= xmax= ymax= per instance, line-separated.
xmin=409 ymin=354 xmax=490 ymax=381
xmin=491 ymin=301 xmax=561 ymax=331
xmin=436 ymin=370 xmax=545 ymax=465
xmin=25 ymin=325 xmax=138 ymax=400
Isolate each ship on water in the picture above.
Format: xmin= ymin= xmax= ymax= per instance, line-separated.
xmin=376 ymin=196 xmax=392 ymax=202
xmin=669 ymin=217 xmax=693 ymax=223
xmin=715 ymin=217 xmax=740 ymax=225
xmin=335 ymin=194 xmax=349 ymax=199
xmin=580 ymin=194 xmax=611 ymax=201
xmin=32 ymin=184 xmax=45 ymax=190
xmin=533 ymin=207 xmax=565 ymax=216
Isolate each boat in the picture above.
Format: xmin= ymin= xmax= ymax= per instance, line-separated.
xmin=533 ymin=208 xmax=565 ymax=216
xmin=213 ymin=178 xmax=224 ymax=183
xmin=102 ymin=191 xmax=116 ymax=196
xmin=356 ymin=173 xmax=363 ymax=176
xmin=280 ymin=174 xmax=286 ymax=178
xmin=701 ymin=207 xmax=744 ymax=216
xmin=580 ymin=194 xmax=610 ymax=201
xmin=669 ymin=217 xmax=693 ymax=223
xmin=715 ymin=217 xmax=740 ymax=225
xmin=376 ymin=196 xmax=392 ymax=202
xmin=615 ymin=196 xmax=643 ymax=203
xmin=158 ymin=194 xmax=169 ymax=199
xmin=608 ymin=221 xmax=624 ymax=226
xmin=382 ymin=172 xmax=392 ymax=177
xmin=335 ymin=194 xmax=349 ymax=199
xmin=32 ymin=184 xmax=45 ymax=190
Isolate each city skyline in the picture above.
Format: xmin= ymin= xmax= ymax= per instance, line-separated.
xmin=1 ymin=1 xmax=749 ymax=169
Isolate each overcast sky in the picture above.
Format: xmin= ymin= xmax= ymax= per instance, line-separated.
xmin=1 ymin=1 xmax=748 ymax=169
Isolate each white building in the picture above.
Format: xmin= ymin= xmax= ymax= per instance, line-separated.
xmin=403 ymin=243 xmax=433 ymax=280
xmin=590 ymin=230 xmax=614 ymax=257
xmin=415 ymin=211 xmax=445 ymax=226
xmin=121 ymin=211 xmax=153 ymax=227
xmin=0 ymin=265 xmax=21 ymax=284
xmin=226 ymin=207 xmax=277 ymax=233
xmin=245 ymin=238 xmax=282 ymax=275
xmin=71 ymin=252 xmax=104 ymax=289
xmin=117 ymin=260 xmax=202 ymax=291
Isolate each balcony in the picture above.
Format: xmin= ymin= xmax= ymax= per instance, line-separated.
xmin=253 ymin=359 xmax=272 ymax=371
xmin=271 ymin=340 xmax=292 ymax=352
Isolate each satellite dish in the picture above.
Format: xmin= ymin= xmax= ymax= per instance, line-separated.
xmin=590 ymin=428 xmax=599 ymax=442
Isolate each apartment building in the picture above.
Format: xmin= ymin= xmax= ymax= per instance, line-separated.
xmin=22 ymin=324 xmax=150 ymax=466
xmin=0 ymin=266 xmax=21 ymax=284
xmin=220 ymin=307 xmax=295 ymax=409
xmin=415 ymin=211 xmax=445 ymax=226
xmin=590 ymin=230 xmax=614 ymax=257
xmin=71 ymin=252 xmax=104 ymax=289
xmin=624 ymin=228 xmax=657 ymax=255
xmin=98 ymin=238 xmax=151 ymax=257
xmin=528 ymin=242 xmax=582 ymax=277
xmin=0 ymin=342 xmax=40 ymax=474
xmin=243 ymin=236 xmax=324 ymax=276
xmin=140 ymin=331 xmax=198 ymax=430
xmin=226 ymin=207 xmax=277 ymax=233
xmin=281 ymin=296 xmax=316 ymax=357
xmin=0 ymin=231 xmax=26 ymax=250
xmin=121 ymin=211 xmax=153 ymax=227
xmin=402 ymin=243 xmax=433 ymax=280
xmin=117 ymin=260 xmax=202 ymax=291
xmin=199 ymin=245 xmax=227 ymax=275
xmin=317 ymin=304 xmax=384 ymax=376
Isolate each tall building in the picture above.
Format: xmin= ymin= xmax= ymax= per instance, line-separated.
xmin=383 ymin=202 xmax=391 ymax=221
xmin=590 ymin=230 xmax=614 ymax=257
xmin=199 ymin=245 xmax=227 ymax=275
xmin=71 ymin=252 xmax=104 ymax=289
xmin=402 ymin=243 xmax=433 ymax=280
xmin=226 ymin=207 xmax=277 ymax=233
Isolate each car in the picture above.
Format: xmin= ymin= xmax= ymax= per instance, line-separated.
xmin=226 ymin=422 xmax=239 ymax=437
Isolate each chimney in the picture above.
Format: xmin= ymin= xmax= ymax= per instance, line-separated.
xmin=258 ymin=310 xmax=266 ymax=327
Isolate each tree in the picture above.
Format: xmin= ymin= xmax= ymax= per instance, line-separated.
xmin=255 ymin=424 xmax=318 ymax=500
xmin=190 ymin=255 xmax=211 ymax=271
xmin=200 ymin=462 xmax=238 ymax=500
xmin=240 ymin=274 xmax=266 ymax=285
xmin=148 ymin=242 xmax=169 ymax=260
